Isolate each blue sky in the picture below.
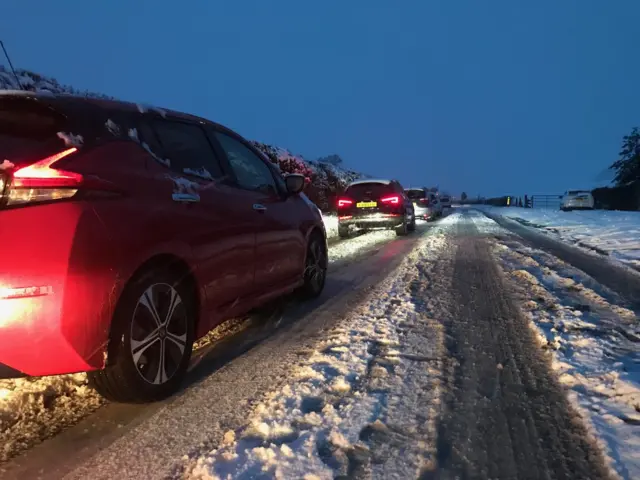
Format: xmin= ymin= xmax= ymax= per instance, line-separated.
xmin=2 ymin=0 xmax=639 ymax=197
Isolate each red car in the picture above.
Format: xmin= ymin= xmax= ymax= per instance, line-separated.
xmin=0 ymin=92 xmax=327 ymax=402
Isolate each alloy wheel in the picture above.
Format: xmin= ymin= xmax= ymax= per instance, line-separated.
xmin=305 ymin=238 xmax=327 ymax=292
xmin=130 ymin=283 xmax=189 ymax=385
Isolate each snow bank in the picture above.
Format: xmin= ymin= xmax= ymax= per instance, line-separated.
xmin=321 ymin=214 xmax=338 ymax=240
xmin=486 ymin=217 xmax=640 ymax=480
xmin=482 ymin=206 xmax=640 ymax=270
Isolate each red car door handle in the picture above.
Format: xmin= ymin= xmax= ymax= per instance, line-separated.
xmin=253 ymin=203 xmax=267 ymax=212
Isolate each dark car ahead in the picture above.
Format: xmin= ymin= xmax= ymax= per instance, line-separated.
xmin=336 ymin=179 xmax=415 ymax=238
xmin=0 ymin=91 xmax=327 ymax=402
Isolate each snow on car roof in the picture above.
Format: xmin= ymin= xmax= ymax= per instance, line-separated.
xmin=348 ymin=178 xmax=392 ymax=186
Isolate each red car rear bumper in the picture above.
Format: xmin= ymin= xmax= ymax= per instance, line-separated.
xmin=0 ymin=202 xmax=119 ymax=377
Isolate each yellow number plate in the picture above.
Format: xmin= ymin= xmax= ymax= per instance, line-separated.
xmin=356 ymin=201 xmax=377 ymax=208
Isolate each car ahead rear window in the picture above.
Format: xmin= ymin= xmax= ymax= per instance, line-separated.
xmin=346 ymin=182 xmax=394 ymax=199
xmin=405 ymin=189 xmax=425 ymax=200
xmin=0 ymin=97 xmax=70 ymax=168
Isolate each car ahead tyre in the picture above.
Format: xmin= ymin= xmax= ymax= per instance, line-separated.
xmin=407 ymin=213 xmax=416 ymax=232
xmin=395 ymin=218 xmax=409 ymax=236
xmin=298 ymin=233 xmax=328 ymax=298
xmin=338 ymin=224 xmax=350 ymax=239
xmin=88 ymin=268 xmax=196 ymax=403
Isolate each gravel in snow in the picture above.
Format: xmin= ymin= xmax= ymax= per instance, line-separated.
xmin=483 ymin=213 xmax=640 ymax=479
xmin=182 ymin=227 xmax=452 ymax=479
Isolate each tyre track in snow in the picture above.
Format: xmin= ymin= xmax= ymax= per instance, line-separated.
xmin=430 ymin=211 xmax=615 ymax=480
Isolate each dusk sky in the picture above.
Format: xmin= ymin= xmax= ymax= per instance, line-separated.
xmin=2 ymin=0 xmax=639 ymax=197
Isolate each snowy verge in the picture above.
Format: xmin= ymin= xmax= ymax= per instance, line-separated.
xmin=482 ymin=215 xmax=640 ymax=480
xmin=182 ymin=228 xmax=452 ymax=479
xmin=321 ymin=214 xmax=338 ymax=241
xmin=479 ymin=206 xmax=640 ymax=270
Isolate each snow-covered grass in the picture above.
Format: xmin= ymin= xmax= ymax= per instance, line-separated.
xmin=183 ymin=230 xmax=449 ymax=479
xmin=484 ymin=217 xmax=640 ymax=480
xmin=481 ymin=206 xmax=640 ymax=270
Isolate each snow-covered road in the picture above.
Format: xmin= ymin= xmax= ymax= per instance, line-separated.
xmin=4 ymin=209 xmax=637 ymax=479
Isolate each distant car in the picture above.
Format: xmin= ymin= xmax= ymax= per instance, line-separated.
xmin=405 ymin=188 xmax=442 ymax=221
xmin=561 ymin=190 xmax=595 ymax=211
xmin=439 ymin=194 xmax=452 ymax=209
xmin=337 ymin=179 xmax=415 ymax=237
xmin=0 ymin=91 xmax=327 ymax=402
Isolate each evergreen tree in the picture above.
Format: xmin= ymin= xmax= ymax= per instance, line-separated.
xmin=610 ymin=127 xmax=640 ymax=186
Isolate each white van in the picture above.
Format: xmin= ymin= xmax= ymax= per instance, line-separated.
xmin=561 ymin=190 xmax=595 ymax=211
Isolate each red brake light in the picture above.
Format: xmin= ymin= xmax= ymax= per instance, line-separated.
xmin=4 ymin=148 xmax=83 ymax=206
xmin=419 ymin=198 xmax=429 ymax=205
xmin=380 ymin=195 xmax=400 ymax=205
xmin=338 ymin=197 xmax=353 ymax=208
xmin=12 ymin=148 xmax=81 ymax=188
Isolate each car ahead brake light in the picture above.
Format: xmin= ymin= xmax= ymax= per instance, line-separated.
xmin=337 ymin=197 xmax=353 ymax=208
xmin=380 ymin=195 xmax=400 ymax=204
xmin=6 ymin=148 xmax=82 ymax=206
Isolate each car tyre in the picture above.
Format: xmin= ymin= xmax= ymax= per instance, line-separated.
xmin=88 ymin=268 xmax=196 ymax=403
xmin=407 ymin=214 xmax=416 ymax=232
xmin=395 ymin=219 xmax=409 ymax=236
xmin=298 ymin=233 xmax=327 ymax=299
xmin=338 ymin=224 xmax=350 ymax=239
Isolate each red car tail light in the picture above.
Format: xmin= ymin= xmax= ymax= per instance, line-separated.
xmin=12 ymin=147 xmax=81 ymax=188
xmin=380 ymin=195 xmax=400 ymax=205
xmin=3 ymin=147 xmax=82 ymax=206
xmin=337 ymin=197 xmax=353 ymax=208
xmin=419 ymin=198 xmax=429 ymax=205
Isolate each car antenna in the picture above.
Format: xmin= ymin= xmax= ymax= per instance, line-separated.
xmin=0 ymin=40 xmax=24 ymax=91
